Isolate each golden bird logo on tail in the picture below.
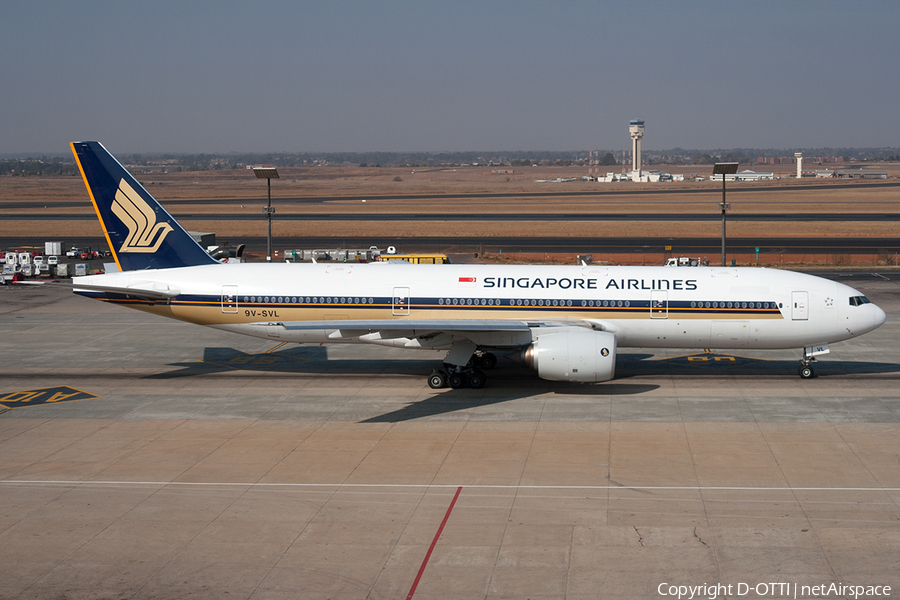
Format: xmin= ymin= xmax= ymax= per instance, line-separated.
xmin=111 ymin=179 xmax=174 ymax=253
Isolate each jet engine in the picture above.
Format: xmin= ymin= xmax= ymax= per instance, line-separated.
xmin=518 ymin=327 xmax=617 ymax=382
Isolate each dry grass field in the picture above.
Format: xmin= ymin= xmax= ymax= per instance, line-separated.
xmin=2 ymin=163 xmax=899 ymax=260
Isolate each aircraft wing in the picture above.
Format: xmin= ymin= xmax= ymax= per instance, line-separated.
xmin=280 ymin=319 xmax=533 ymax=339
xmin=267 ymin=319 xmax=593 ymax=349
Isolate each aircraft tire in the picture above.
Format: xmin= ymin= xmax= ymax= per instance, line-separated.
xmin=798 ymin=365 xmax=814 ymax=379
xmin=448 ymin=373 xmax=466 ymax=389
xmin=477 ymin=353 xmax=497 ymax=370
xmin=428 ymin=371 xmax=447 ymax=389
xmin=468 ymin=370 xmax=486 ymax=389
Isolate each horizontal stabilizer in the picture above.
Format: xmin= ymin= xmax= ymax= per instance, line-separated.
xmin=17 ymin=280 xmax=180 ymax=300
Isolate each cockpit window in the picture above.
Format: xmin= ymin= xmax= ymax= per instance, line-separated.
xmin=849 ymin=296 xmax=871 ymax=306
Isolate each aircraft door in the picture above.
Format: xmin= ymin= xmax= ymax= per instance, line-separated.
xmin=221 ymin=285 xmax=238 ymax=313
xmin=650 ymin=291 xmax=668 ymax=318
xmin=791 ymin=291 xmax=808 ymax=320
xmin=392 ymin=287 xmax=410 ymax=316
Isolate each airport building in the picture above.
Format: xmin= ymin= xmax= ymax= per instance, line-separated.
xmin=834 ymin=168 xmax=888 ymax=179
xmin=709 ymin=169 xmax=775 ymax=182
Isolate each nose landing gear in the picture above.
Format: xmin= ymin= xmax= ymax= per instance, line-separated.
xmin=798 ymin=344 xmax=828 ymax=379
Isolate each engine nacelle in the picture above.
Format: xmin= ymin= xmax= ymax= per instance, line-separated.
xmin=519 ymin=327 xmax=617 ymax=382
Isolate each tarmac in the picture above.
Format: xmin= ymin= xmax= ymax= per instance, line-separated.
xmin=1 ymin=273 xmax=899 ymax=599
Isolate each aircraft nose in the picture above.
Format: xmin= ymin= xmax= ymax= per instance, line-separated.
xmin=873 ymin=304 xmax=887 ymax=328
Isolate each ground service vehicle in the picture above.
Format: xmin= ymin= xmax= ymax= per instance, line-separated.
xmin=380 ymin=254 xmax=452 ymax=264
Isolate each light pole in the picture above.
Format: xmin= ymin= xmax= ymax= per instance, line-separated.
xmin=713 ymin=162 xmax=739 ymax=267
xmin=253 ymin=167 xmax=279 ymax=261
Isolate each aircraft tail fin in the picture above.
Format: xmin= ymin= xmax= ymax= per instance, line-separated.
xmin=70 ymin=141 xmax=219 ymax=271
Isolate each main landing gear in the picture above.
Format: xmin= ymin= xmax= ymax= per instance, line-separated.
xmin=428 ymin=352 xmax=497 ymax=389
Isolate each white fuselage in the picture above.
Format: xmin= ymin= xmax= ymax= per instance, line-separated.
xmin=73 ymin=261 xmax=886 ymax=352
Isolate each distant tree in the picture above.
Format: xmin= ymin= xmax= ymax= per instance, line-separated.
xmin=693 ymin=153 xmax=717 ymax=164
xmin=0 ymin=159 xmax=78 ymax=176
xmin=723 ymin=152 xmax=747 ymax=163
xmin=600 ymin=152 xmax=617 ymax=166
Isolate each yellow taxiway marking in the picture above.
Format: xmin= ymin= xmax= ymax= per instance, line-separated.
xmin=267 ymin=341 xmax=288 ymax=353
xmin=655 ymin=351 xmax=769 ymax=367
xmin=0 ymin=386 xmax=100 ymax=411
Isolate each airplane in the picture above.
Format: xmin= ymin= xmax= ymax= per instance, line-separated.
xmin=44 ymin=141 xmax=886 ymax=389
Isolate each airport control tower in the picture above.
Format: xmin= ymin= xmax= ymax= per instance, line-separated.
xmin=629 ymin=119 xmax=645 ymax=173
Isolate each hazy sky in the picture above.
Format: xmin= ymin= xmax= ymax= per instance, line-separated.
xmin=2 ymin=1 xmax=898 ymax=154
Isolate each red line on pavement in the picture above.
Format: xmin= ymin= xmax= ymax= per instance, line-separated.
xmin=406 ymin=486 xmax=463 ymax=600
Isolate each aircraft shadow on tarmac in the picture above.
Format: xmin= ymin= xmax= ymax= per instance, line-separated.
xmin=145 ymin=347 xmax=660 ymax=423
xmin=359 ymin=382 xmax=663 ymax=423
xmin=144 ymin=346 xmax=332 ymax=379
